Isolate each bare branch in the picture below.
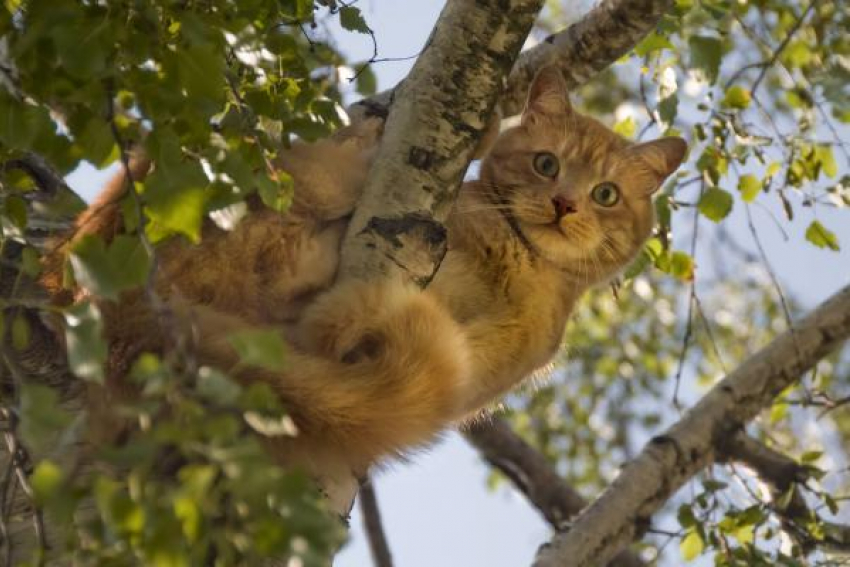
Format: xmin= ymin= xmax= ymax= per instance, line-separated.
xmin=532 ymin=283 xmax=850 ymax=567
xmin=359 ymin=477 xmax=394 ymax=567
xmin=465 ymin=417 xmax=645 ymax=567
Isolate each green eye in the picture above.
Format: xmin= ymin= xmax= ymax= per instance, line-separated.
xmin=591 ymin=182 xmax=620 ymax=207
xmin=532 ymin=152 xmax=559 ymax=178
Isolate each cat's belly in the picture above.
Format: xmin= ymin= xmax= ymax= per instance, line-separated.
xmin=156 ymin=215 xmax=347 ymax=326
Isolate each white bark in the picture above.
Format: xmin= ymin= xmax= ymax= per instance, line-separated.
xmin=339 ymin=0 xmax=544 ymax=284
xmin=532 ymin=283 xmax=850 ymax=567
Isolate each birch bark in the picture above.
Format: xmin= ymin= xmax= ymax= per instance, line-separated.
xmin=338 ymin=0 xmax=544 ymax=284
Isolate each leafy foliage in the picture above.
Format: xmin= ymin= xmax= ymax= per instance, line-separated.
xmin=0 ymin=0 xmax=365 ymax=563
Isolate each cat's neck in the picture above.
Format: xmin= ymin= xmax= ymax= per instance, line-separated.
xmin=449 ymin=181 xmax=597 ymax=300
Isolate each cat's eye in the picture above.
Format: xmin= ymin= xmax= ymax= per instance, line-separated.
xmin=532 ymin=152 xmax=559 ymax=178
xmin=591 ymin=182 xmax=620 ymax=207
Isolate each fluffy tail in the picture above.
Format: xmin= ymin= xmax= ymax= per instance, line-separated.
xmin=192 ymin=279 xmax=471 ymax=473
xmin=74 ymin=153 xmax=152 ymax=240
xmin=41 ymin=153 xmax=152 ymax=302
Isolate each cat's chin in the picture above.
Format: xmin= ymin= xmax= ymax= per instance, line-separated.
xmin=523 ymin=223 xmax=602 ymax=267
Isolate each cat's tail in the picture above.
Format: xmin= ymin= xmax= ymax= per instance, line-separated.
xmin=193 ymin=279 xmax=471 ymax=472
xmin=40 ymin=152 xmax=152 ymax=304
xmin=74 ymin=152 xmax=152 ymax=239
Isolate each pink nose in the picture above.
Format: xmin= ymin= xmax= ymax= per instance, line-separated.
xmin=552 ymin=195 xmax=577 ymax=218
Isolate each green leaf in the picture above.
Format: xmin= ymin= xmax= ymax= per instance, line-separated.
xmin=815 ymin=145 xmax=838 ymax=178
xmin=733 ymin=524 xmax=755 ymax=545
xmin=355 ymin=64 xmax=378 ymax=96
xmin=770 ymin=401 xmax=788 ymax=423
xmin=146 ymin=184 xmax=207 ymax=243
xmin=702 ymin=479 xmax=728 ymax=492
xmin=677 ymin=504 xmax=697 ymax=528
xmin=634 ymin=32 xmax=674 ymax=56
xmin=698 ymin=187 xmax=733 ymax=222
xmin=174 ymin=495 xmax=201 ymax=542
xmin=32 ymin=460 xmax=64 ymax=504
xmin=805 ymin=220 xmax=840 ymax=251
xmin=689 ymin=36 xmax=722 ymax=83
xmin=695 ymin=147 xmax=728 ymax=185
xmin=737 ymin=174 xmax=761 ymax=202
xmin=658 ymin=94 xmax=678 ymax=126
xmin=52 ymin=14 xmax=109 ymax=80
xmin=19 ymin=383 xmax=74 ymax=454
xmin=339 ymin=6 xmax=370 ymax=34
xmin=144 ymin=157 xmax=209 ymax=243
xmin=800 ymin=450 xmax=823 ymax=464
xmin=680 ymin=529 xmax=704 ymax=561
xmin=613 ymin=116 xmax=636 ymax=139
xmin=197 ymin=366 xmax=243 ymax=405
xmin=70 ymin=234 xmax=152 ymax=300
xmin=11 ymin=314 xmax=29 ymax=350
xmin=737 ymin=505 xmax=766 ymax=526
xmin=782 ymin=40 xmax=813 ymax=68
xmin=76 ymin=117 xmax=116 ymax=167
xmin=722 ymin=85 xmax=751 ymax=109
xmin=669 ymin=251 xmax=695 ymax=281
xmin=176 ymin=43 xmax=225 ymax=104
xmin=228 ymin=328 xmax=287 ymax=371
xmin=0 ymin=95 xmax=30 ymax=149
xmin=4 ymin=194 xmax=27 ymax=230
xmin=63 ymin=301 xmax=107 ymax=383
xmin=256 ymin=170 xmax=294 ymax=213
xmin=294 ymin=0 xmax=313 ymax=19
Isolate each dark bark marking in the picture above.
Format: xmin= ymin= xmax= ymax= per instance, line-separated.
xmin=355 ymin=99 xmax=390 ymax=119
xmin=361 ymin=213 xmax=446 ymax=251
xmin=408 ymin=146 xmax=435 ymax=170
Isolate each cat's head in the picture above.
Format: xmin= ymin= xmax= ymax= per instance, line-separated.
xmin=479 ymin=66 xmax=687 ymax=283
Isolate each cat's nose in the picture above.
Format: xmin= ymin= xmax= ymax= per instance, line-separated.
xmin=551 ymin=195 xmax=578 ymax=218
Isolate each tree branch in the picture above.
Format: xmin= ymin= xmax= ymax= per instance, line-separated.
xmin=339 ymin=0 xmax=544 ymax=284
xmin=350 ymin=0 xmax=674 ymax=121
xmin=532 ymin=283 xmax=850 ymax=567
xmin=358 ymin=477 xmax=394 ymax=567
xmin=465 ymin=417 xmax=645 ymax=567
xmin=719 ymin=433 xmax=850 ymax=555
xmin=499 ymin=0 xmax=673 ymax=117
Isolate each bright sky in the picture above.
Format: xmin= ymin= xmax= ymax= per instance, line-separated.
xmin=65 ymin=1 xmax=850 ymax=565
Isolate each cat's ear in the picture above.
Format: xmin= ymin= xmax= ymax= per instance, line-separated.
xmin=522 ymin=66 xmax=572 ymax=125
xmin=628 ymin=137 xmax=688 ymax=192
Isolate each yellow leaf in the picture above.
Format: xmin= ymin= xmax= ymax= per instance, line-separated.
xmin=680 ymin=529 xmax=704 ymax=561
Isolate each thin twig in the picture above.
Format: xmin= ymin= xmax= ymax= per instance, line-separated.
xmin=673 ymin=179 xmax=704 ymax=407
xmin=750 ymin=0 xmax=819 ymax=95
xmin=358 ymin=477 xmax=394 ymax=567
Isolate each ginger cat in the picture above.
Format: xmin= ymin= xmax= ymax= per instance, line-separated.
xmin=44 ymin=67 xmax=686 ymax=502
